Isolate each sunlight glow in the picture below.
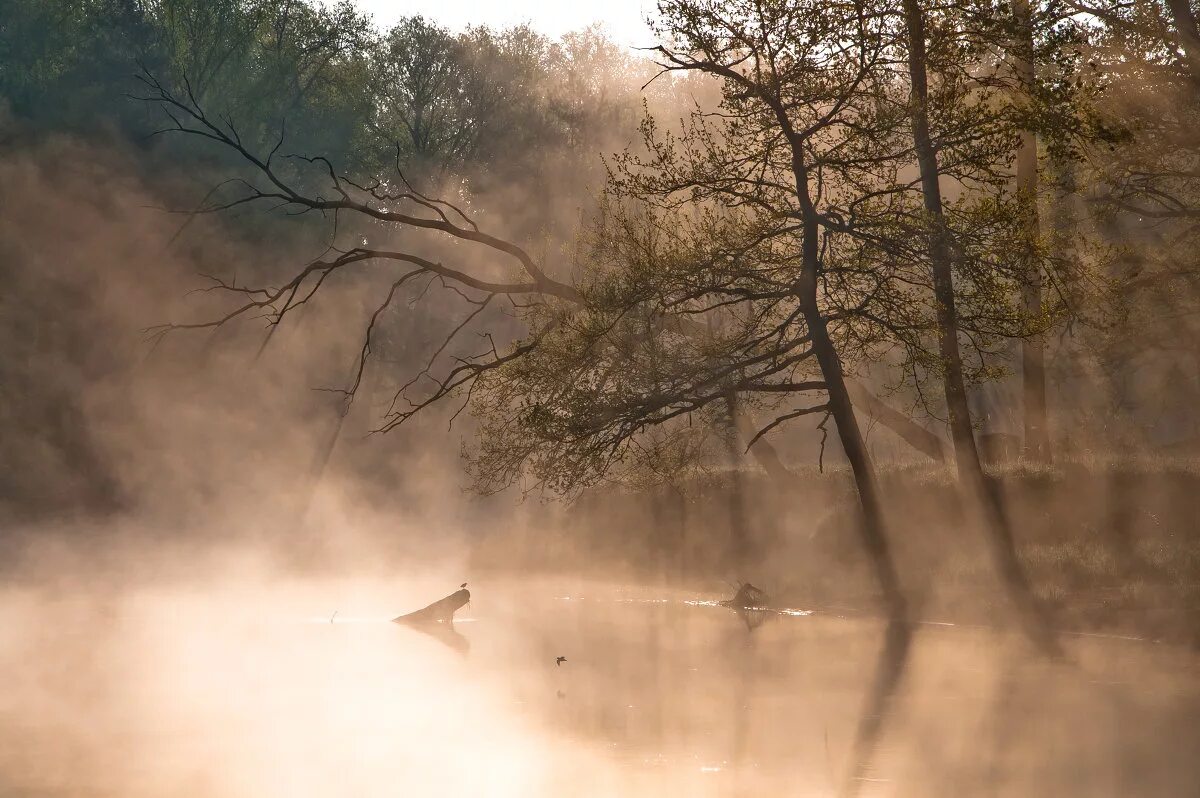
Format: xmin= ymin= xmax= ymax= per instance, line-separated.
xmin=343 ymin=0 xmax=659 ymax=47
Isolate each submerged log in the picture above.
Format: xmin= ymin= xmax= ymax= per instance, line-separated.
xmin=720 ymin=582 xmax=768 ymax=610
xmin=391 ymin=588 xmax=470 ymax=626
xmin=719 ymin=582 xmax=771 ymax=631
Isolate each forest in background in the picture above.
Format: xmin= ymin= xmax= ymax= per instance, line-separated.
xmin=3 ymin=0 xmax=1200 ymax=645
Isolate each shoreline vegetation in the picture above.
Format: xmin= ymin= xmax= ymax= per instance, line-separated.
xmin=471 ymin=457 xmax=1200 ymax=647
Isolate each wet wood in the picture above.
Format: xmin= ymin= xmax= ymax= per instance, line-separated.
xmin=392 ymin=588 xmax=470 ymax=625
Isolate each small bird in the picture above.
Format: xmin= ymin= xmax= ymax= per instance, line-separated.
xmin=556 ymin=656 xmax=567 ymax=666
xmin=460 ymin=583 xmax=468 ymax=589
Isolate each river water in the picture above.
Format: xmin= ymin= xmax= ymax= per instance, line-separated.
xmin=1 ymin=574 xmax=1197 ymax=796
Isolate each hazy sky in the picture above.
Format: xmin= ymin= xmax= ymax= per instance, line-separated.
xmin=346 ymin=0 xmax=661 ymax=48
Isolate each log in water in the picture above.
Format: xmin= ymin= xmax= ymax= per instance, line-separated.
xmin=391 ymin=588 xmax=470 ymax=625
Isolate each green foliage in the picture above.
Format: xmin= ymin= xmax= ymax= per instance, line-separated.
xmin=0 ymin=1 xmax=370 ymax=159
xmin=359 ymin=18 xmax=658 ymax=195
xmin=9 ymin=0 xmax=1198 ymax=498
xmin=1 ymin=0 xmax=155 ymax=132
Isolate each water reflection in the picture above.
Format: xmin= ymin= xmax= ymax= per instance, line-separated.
xmin=0 ymin=576 xmax=1197 ymax=796
xmin=391 ymin=587 xmax=472 ymax=654
xmin=839 ymin=619 xmax=911 ymax=798
xmin=401 ymin=620 xmax=470 ymax=655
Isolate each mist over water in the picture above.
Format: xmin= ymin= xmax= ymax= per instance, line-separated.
xmin=2 ymin=548 xmax=1197 ymax=797
xmin=6 ymin=1 xmax=1200 ymax=795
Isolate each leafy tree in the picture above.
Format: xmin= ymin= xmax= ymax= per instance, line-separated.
xmin=900 ymin=0 xmax=1059 ymax=650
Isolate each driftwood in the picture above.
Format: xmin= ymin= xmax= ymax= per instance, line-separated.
xmin=392 ymin=588 xmax=470 ymax=625
xmin=719 ymin=583 xmax=771 ymax=631
xmin=392 ymin=588 xmax=471 ymax=654
xmin=720 ymin=582 xmax=768 ymax=610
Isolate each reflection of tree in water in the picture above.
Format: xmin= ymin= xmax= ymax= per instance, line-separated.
xmin=839 ymin=620 xmax=912 ymax=798
xmin=713 ymin=578 xmax=914 ymax=795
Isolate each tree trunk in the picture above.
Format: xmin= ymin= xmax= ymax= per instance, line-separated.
xmin=666 ymin=313 xmax=945 ymax=463
xmin=844 ymin=379 xmax=946 ymax=461
xmin=903 ymin=0 xmax=1058 ymax=654
xmin=1013 ymin=0 xmax=1051 ymax=462
xmin=766 ymin=107 xmax=909 ymax=620
xmin=1167 ymin=0 xmax=1200 ymax=72
xmin=798 ymin=272 xmax=907 ymax=619
xmin=725 ymin=47 xmax=911 ymax=620
xmin=736 ymin=411 xmax=794 ymax=481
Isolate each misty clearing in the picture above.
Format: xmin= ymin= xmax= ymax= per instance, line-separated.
xmin=3 ymin=1 xmax=1200 ymax=796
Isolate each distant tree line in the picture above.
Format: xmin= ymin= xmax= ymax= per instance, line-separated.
xmin=1 ymin=1 xmax=670 ymax=204
xmin=6 ymin=0 xmax=1200 ymax=647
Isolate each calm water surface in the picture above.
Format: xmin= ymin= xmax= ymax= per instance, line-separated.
xmin=1 ymin=575 xmax=1197 ymax=796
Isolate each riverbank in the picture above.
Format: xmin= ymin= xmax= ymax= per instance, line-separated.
xmin=469 ymin=456 xmax=1200 ymax=646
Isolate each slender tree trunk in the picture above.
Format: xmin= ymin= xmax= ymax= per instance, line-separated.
xmin=903 ymin=0 xmax=1059 ymax=654
xmin=767 ymin=118 xmax=908 ymax=619
xmin=1167 ymin=0 xmax=1200 ymax=71
xmin=736 ymin=55 xmax=909 ymax=620
xmin=798 ymin=270 xmax=908 ymax=619
xmin=663 ymin=316 xmax=944 ymax=464
xmin=1013 ymin=0 xmax=1050 ymax=462
xmin=845 ymin=379 xmax=946 ymax=460
xmin=903 ymin=0 xmax=979 ymax=464
xmin=736 ymin=411 xmax=794 ymax=481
